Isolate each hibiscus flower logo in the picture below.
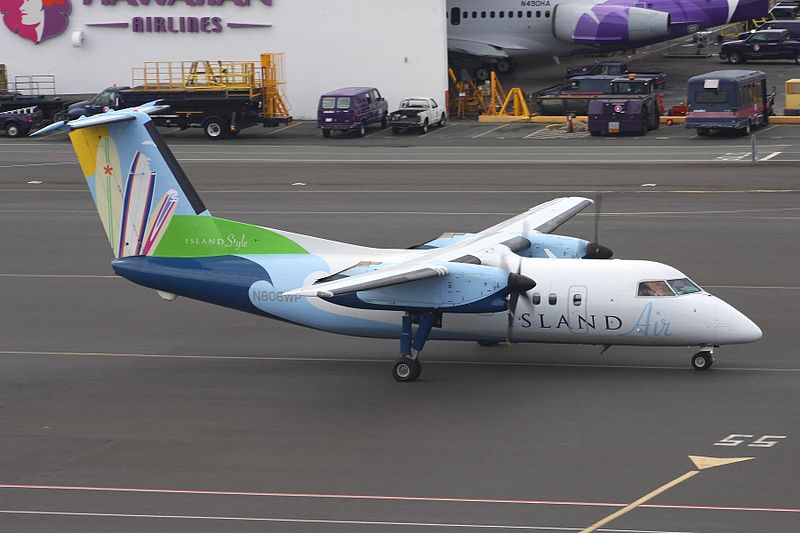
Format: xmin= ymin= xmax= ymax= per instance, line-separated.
xmin=1 ymin=0 xmax=71 ymax=44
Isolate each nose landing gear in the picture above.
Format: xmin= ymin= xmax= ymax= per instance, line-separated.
xmin=691 ymin=347 xmax=716 ymax=370
xmin=392 ymin=312 xmax=440 ymax=382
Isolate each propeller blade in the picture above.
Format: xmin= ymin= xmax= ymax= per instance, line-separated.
xmin=584 ymin=193 xmax=613 ymax=259
xmin=594 ymin=193 xmax=602 ymax=245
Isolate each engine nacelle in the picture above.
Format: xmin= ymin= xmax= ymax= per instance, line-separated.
xmin=325 ymin=263 xmax=510 ymax=313
xmin=517 ymin=233 xmax=589 ymax=259
xmin=553 ymin=3 xmax=670 ymax=45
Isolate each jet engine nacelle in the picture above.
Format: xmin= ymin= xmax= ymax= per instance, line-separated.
xmin=553 ymin=3 xmax=671 ymax=45
xmin=326 ymin=263 xmax=511 ymax=313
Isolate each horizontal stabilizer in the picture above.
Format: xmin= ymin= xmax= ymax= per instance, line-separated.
xmin=31 ymin=101 xmax=169 ymax=137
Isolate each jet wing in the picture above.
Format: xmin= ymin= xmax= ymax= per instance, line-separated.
xmin=448 ymin=38 xmax=512 ymax=59
xmin=284 ymin=197 xmax=592 ymax=298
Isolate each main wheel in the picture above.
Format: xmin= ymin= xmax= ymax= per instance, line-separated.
xmin=392 ymin=358 xmax=421 ymax=382
xmin=727 ymin=51 xmax=744 ymax=65
xmin=322 ymin=128 xmax=331 ymax=138
xmin=475 ymin=67 xmax=490 ymax=82
xmin=357 ymin=121 xmax=366 ymax=137
xmin=496 ymin=59 xmax=514 ymax=75
xmin=420 ymin=119 xmax=429 ymax=134
xmin=203 ymin=117 xmax=227 ymax=140
xmin=691 ymin=352 xmax=713 ymax=370
xmin=5 ymin=122 xmax=21 ymax=138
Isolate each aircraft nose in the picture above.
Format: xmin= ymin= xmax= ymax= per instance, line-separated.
xmin=714 ymin=298 xmax=762 ymax=344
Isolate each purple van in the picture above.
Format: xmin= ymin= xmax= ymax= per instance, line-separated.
xmin=317 ymin=87 xmax=388 ymax=137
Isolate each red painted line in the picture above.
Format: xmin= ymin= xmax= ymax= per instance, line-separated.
xmin=0 ymin=484 xmax=797 ymax=513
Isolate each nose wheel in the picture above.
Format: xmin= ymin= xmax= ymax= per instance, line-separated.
xmin=691 ymin=349 xmax=715 ymax=370
xmin=392 ymin=312 xmax=438 ymax=382
xmin=392 ymin=357 xmax=422 ymax=382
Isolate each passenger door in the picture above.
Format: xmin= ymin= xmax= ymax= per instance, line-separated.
xmin=568 ymin=286 xmax=588 ymax=334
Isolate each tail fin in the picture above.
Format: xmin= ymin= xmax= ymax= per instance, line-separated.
xmin=35 ymin=105 xmax=307 ymax=258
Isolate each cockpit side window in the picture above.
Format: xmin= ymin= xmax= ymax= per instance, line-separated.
xmin=637 ymin=281 xmax=675 ymax=297
xmin=668 ymin=278 xmax=702 ymax=295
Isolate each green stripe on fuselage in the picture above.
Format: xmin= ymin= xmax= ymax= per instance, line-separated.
xmin=152 ymin=215 xmax=308 ymax=257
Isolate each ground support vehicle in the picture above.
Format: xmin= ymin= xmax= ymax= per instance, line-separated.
xmin=538 ymin=75 xmax=663 ymax=116
xmin=785 ymin=78 xmax=800 ymax=114
xmin=317 ymin=87 xmax=388 ymax=138
xmin=0 ymin=105 xmax=43 ymax=137
xmin=0 ymin=93 xmax=74 ymax=121
xmin=389 ymin=97 xmax=446 ymax=134
xmin=719 ymin=29 xmax=800 ymax=64
xmin=66 ymin=55 xmax=291 ymax=139
xmin=565 ymin=61 xmax=667 ymax=88
xmin=685 ymin=70 xmax=773 ymax=136
xmin=588 ymin=97 xmax=660 ymax=136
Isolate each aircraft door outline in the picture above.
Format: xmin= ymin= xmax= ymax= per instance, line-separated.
xmin=568 ymin=285 xmax=588 ymax=334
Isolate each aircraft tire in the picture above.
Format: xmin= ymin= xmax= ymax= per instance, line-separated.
xmin=691 ymin=352 xmax=713 ymax=370
xmin=392 ymin=358 xmax=420 ymax=382
xmin=496 ymin=59 xmax=514 ymax=75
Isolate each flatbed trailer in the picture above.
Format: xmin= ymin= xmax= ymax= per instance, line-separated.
xmin=66 ymin=55 xmax=291 ymax=139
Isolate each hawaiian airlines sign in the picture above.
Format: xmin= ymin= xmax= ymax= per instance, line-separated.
xmin=1 ymin=0 xmax=272 ymax=43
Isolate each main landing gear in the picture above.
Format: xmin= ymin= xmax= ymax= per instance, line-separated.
xmin=691 ymin=347 xmax=716 ymax=370
xmin=392 ymin=312 xmax=440 ymax=382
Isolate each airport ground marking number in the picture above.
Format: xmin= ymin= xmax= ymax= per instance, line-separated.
xmin=713 ymin=434 xmax=787 ymax=448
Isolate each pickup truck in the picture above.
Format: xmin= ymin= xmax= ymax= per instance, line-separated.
xmin=0 ymin=105 xmax=43 ymax=137
xmin=566 ymin=61 xmax=666 ymax=88
xmin=537 ymin=75 xmax=662 ymax=116
xmin=720 ymin=29 xmax=800 ymax=64
xmin=388 ymin=97 xmax=446 ymax=134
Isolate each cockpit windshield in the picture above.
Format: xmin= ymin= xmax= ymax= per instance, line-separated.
xmin=638 ymin=278 xmax=702 ymax=297
xmin=638 ymin=281 xmax=674 ymax=296
xmin=667 ymin=278 xmax=702 ymax=295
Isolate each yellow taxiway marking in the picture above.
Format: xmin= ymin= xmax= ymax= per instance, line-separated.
xmin=580 ymin=456 xmax=753 ymax=533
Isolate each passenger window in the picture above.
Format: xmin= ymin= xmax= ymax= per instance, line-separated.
xmin=430 ymin=98 xmax=438 ymax=107
xmin=472 ymin=11 xmax=477 ymax=18
xmin=536 ymin=10 xmax=541 ymax=17
xmin=481 ymin=11 xmax=486 ymax=18
xmin=532 ymin=293 xmax=541 ymax=305
xmin=463 ymin=11 xmax=469 ymax=19
xmin=365 ymin=93 xmax=372 ymax=105
xmin=499 ymin=11 xmax=504 ymax=18
xmin=373 ymin=90 xmax=381 ymax=101
xmin=573 ymin=294 xmax=582 ymax=306
xmin=548 ymin=293 xmax=557 ymax=305
xmin=545 ymin=10 xmax=551 ymax=17
xmin=490 ymin=11 xmax=495 ymax=18
xmin=526 ymin=10 xmax=532 ymax=17
xmin=637 ymin=281 xmax=675 ymax=297
xmin=518 ymin=11 xmax=523 ymax=18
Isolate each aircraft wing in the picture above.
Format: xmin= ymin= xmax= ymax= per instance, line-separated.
xmin=447 ymin=38 xmax=511 ymax=59
xmin=284 ymin=197 xmax=592 ymax=297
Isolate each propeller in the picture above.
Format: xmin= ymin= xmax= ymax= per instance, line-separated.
xmin=505 ymin=219 xmax=537 ymax=341
xmin=584 ymin=193 xmax=613 ymax=259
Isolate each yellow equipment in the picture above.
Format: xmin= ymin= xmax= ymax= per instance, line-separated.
xmin=785 ymin=79 xmax=800 ymax=115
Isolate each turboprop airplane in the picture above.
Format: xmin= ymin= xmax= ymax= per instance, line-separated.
xmin=34 ymin=106 xmax=762 ymax=382
xmin=446 ymin=0 xmax=770 ymax=76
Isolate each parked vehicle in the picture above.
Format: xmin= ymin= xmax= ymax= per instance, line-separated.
xmin=0 ymin=105 xmax=43 ymax=137
xmin=388 ymin=97 xmax=446 ymax=134
xmin=719 ymin=29 xmax=800 ymax=64
xmin=565 ymin=61 xmax=666 ymax=88
xmin=317 ymin=87 xmax=388 ymax=138
xmin=784 ymin=78 xmax=800 ymax=114
xmin=769 ymin=4 xmax=800 ymax=19
xmin=588 ymin=95 xmax=661 ymax=136
xmin=760 ymin=19 xmax=800 ymax=38
xmin=685 ymin=70 xmax=773 ymax=136
xmin=0 ymin=93 xmax=74 ymax=121
xmin=538 ymin=75 xmax=662 ymax=116
xmin=65 ymin=56 xmax=292 ymax=139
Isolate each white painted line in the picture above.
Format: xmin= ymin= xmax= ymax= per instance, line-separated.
xmin=0 ymin=510 xmax=694 ymax=532
xmin=472 ymin=123 xmax=510 ymax=138
xmin=1 ymin=350 xmax=799 ymax=372
xmin=759 ymin=124 xmax=780 ymax=134
xmin=759 ymin=151 xmax=781 ymax=161
xmin=363 ymin=126 xmax=391 ymax=139
xmin=418 ymin=123 xmax=457 ymax=138
xmin=0 ymin=484 xmax=797 ymax=515
xmin=0 ymin=162 xmax=73 ymax=169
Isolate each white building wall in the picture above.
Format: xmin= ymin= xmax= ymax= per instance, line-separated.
xmin=1 ymin=0 xmax=448 ymax=119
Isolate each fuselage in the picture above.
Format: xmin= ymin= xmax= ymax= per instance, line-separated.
xmin=112 ymin=248 xmax=762 ymax=348
xmin=446 ymin=0 xmax=769 ymax=57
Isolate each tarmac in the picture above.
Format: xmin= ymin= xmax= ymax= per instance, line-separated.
xmin=0 ymin=110 xmax=799 ymax=532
